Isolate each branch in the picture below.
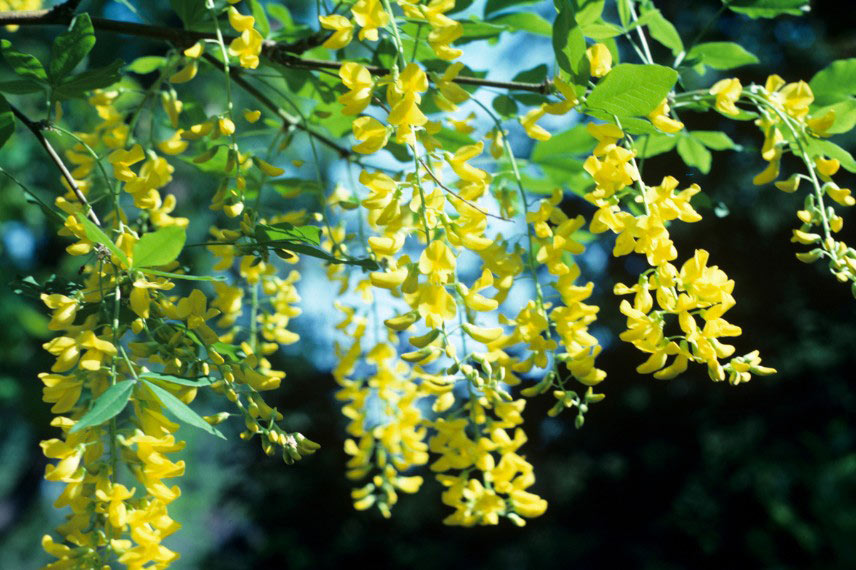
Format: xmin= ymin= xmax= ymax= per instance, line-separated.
xmin=200 ymin=53 xmax=352 ymax=158
xmin=9 ymin=105 xmax=100 ymax=225
xmin=0 ymin=10 xmax=553 ymax=94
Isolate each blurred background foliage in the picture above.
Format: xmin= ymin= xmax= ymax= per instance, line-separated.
xmin=1 ymin=0 xmax=855 ymax=568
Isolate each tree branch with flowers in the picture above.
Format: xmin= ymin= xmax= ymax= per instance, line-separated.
xmin=0 ymin=0 xmax=853 ymax=567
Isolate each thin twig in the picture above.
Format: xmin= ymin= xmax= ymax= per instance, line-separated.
xmin=9 ymin=105 xmax=100 ymax=225
xmin=416 ymin=157 xmax=511 ymax=222
xmin=0 ymin=10 xmax=553 ymax=94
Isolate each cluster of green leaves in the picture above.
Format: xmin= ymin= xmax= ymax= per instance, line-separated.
xmin=0 ymin=14 xmax=122 ymax=102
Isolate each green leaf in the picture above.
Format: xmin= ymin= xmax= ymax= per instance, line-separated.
xmin=677 ymin=134 xmax=712 ymax=174
xmin=643 ymin=10 xmax=683 ymax=56
xmin=585 ymin=64 xmax=678 ymax=118
xmin=691 ymin=130 xmax=739 ymax=151
xmin=0 ymin=95 xmax=14 ymax=151
xmin=724 ymin=0 xmax=809 ymax=18
xmin=810 ymin=99 xmax=856 ymax=135
xmin=140 ymin=372 xmax=213 ymax=387
xmin=809 ymin=59 xmax=856 ymax=106
xmin=0 ymin=78 xmax=46 ymax=94
xmin=170 ymin=0 xmax=208 ymax=29
xmin=126 ymin=56 xmax=167 ymax=75
xmin=248 ymin=0 xmax=270 ymax=38
xmin=0 ymin=40 xmax=47 ymax=82
xmin=633 ymin=133 xmax=678 ymax=158
xmin=489 ymin=12 xmax=552 ymax=36
xmin=580 ymin=21 xmax=623 ymax=39
xmin=553 ymin=1 xmax=587 ymax=80
xmin=492 ymin=94 xmax=519 ymax=117
xmin=512 ymin=64 xmax=548 ymax=84
xmin=139 ymin=268 xmax=225 ymax=282
xmin=210 ymin=341 xmax=243 ymax=362
xmin=255 ymin=222 xmax=322 ymax=246
xmin=617 ymin=0 xmax=631 ymax=27
xmin=70 ymin=380 xmax=134 ymax=433
xmin=808 ymin=139 xmax=856 ymax=173
xmin=143 ymin=380 xmax=226 ymax=439
xmin=75 ymin=212 xmax=130 ymax=267
xmin=484 ymin=0 xmax=541 ymax=16
xmin=266 ymin=4 xmax=294 ymax=27
xmin=432 ymin=127 xmax=476 ymax=152
xmin=528 ymin=124 xmax=595 ymax=187
xmin=49 ymin=14 xmax=96 ymax=84
xmin=686 ymin=42 xmax=759 ymax=71
xmin=54 ymin=59 xmax=123 ymax=99
xmin=132 ymin=226 xmax=186 ymax=268
xmin=575 ymin=0 xmax=605 ymax=26
xmin=265 ymin=241 xmax=380 ymax=271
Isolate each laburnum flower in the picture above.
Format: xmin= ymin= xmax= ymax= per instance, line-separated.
xmin=41 ymin=293 xmax=79 ymax=330
xmin=519 ymin=78 xmax=580 ymax=141
xmin=583 ymin=144 xmax=639 ymax=201
xmin=387 ymin=63 xmax=429 ymax=127
xmin=763 ymin=74 xmax=814 ymax=120
xmin=319 ymin=14 xmax=354 ymax=49
xmin=645 ymin=176 xmax=702 ymax=223
xmin=419 ymin=240 xmax=457 ymax=284
xmin=520 ymin=107 xmax=550 ymax=141
xmin=460 ymin=268 xmax=499 ymax=312
xmin=352 ymin=116 xmax=390 ymax=154
xmin=338 ymin=62 xmax=374 ymax=115
xmin=39 ymin=372 xmax=82 ymax=414
xmin=228 ymin=7 xmax=263 ymax=69
xmin=648 ymin=98 xmax=684 ymax=133
xmin=169 ymin=60 xmax=198 ymax=83
xmin=433 ymin=62 xmax=470 ymax=111
xmin=95 ymin=479 xmax=136 ymax=528
xmin=351 ymin=0 xmax=388 ymax=41
xmin=108 ymin=143 xmax=145 ymax=182
xmin=416 ymin=282 xmax=457 ymax=328
xmin=586 ymin=43 xmax=612 ymax=78
xmin=709 ymin=78 xmax=742 ymax=116
xmin=43 ymin=328 xmax=117 ymax=372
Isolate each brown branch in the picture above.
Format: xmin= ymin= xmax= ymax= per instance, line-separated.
xmin=10 ymin=105 xmax=100 ymax=226
xmin=200 ymin=53 xmax=352 ymax=158
xmin=0 ymin=10 xmax=553 ymax=94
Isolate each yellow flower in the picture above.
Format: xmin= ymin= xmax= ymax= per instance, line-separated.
xmin=586 ymin=43 xmax=612 ymax=78
xmin=228 ymin=8 xmax=263 ymax=69
xmin=520 ymin=107 xmax=550 ymax=141
xmin=40 ymin=293 xmax=79 ymax=330
xmin=416 ymin=283 xmax=457 ymax=328
xmin=352 ymin=0 xmax=389 ymax=41
xmin=387 ymin=63 xmax=429 ymax=127
xmin=338 ymin=62 xmax=374 ymax=115
xmin=710 ymin=78 xmax=742 ymax=116
xmin=419 ymin=240 xmax=457 ymax=284
xmin=319 ymin=14 xmax=354 ymax=49
xmin=433 ymin=62 xmax=470 ymax=111
xmin=648 ymin=98 xmax=684 ymax=133
xmin=352 ymin=116 xmax=390 ymax=154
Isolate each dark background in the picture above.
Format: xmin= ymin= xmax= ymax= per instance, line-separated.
xmin=1 ymin=1 xmax=854 ymax=568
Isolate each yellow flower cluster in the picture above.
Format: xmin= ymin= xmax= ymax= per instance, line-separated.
xmin=37 ymin=9 xmax=316 ymax=562
xmin=583 ymin=122 xmax=774 ymax=383
xmin=320 ymin=0 xmax=462 ymax=60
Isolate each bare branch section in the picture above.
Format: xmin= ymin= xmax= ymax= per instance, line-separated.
xmin=0 ymin=9 xmax=552 ymax=94
xmin=9 ymin=105 xmax=100 ymax=225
